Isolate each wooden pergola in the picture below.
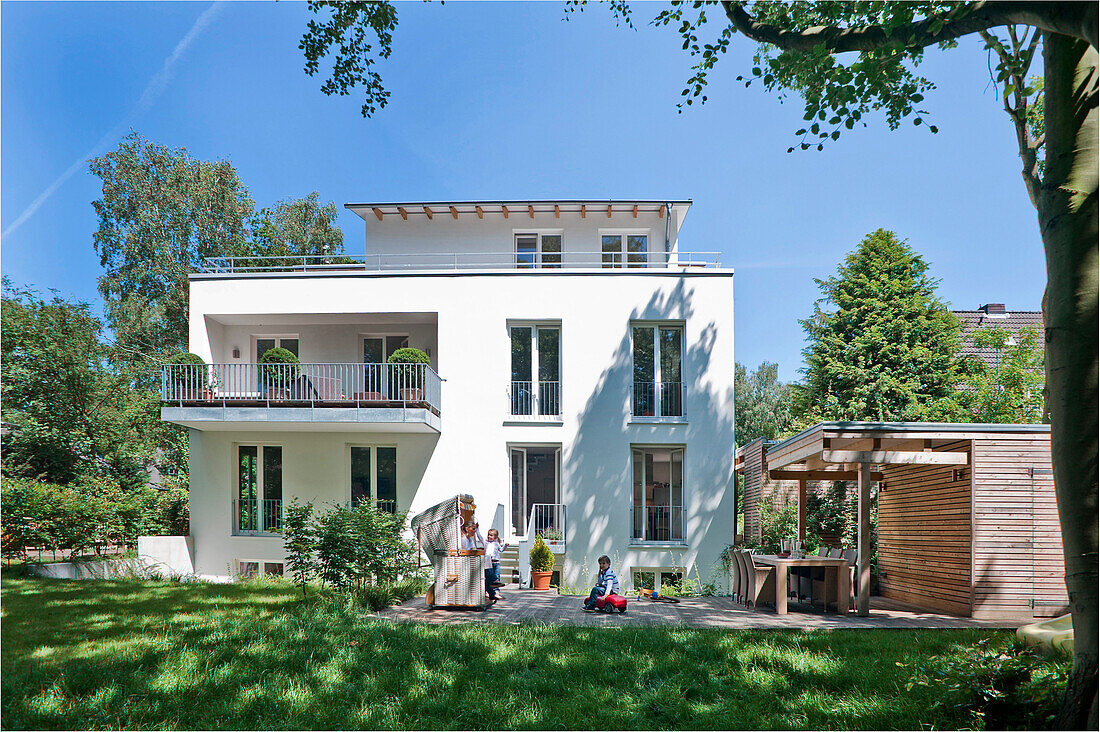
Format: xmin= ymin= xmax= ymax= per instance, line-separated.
xmin=748 ymin=422 xmax=1063 ymax=619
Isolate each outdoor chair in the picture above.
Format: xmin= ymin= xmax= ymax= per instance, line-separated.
xmin=739 ymin=550 xmax=776 ymax=609
xmin=829 ymin=547 xmax=842 ymax=558
xmin=797 ymin=546 xmax=831 ymax=605
xmin=842 ymin=549 xmax=858 ymax=608
xmin=728 ymin=548 xmax=742 ymax=603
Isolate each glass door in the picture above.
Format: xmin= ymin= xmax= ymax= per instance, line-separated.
xmin=509 ymin=446 xmax=561 ymax=539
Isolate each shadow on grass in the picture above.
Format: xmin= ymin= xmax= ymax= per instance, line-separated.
xmin=2 ymin=575 xmax=1004 ymax=730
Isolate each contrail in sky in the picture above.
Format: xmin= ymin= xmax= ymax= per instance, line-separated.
xmin=2 ymin=2 xmax=224 ymax=240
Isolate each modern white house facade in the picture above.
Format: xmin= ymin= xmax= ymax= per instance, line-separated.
xmin=162 ymin=200 xmax=736 ymax=591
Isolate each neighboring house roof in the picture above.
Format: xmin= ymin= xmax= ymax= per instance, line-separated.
xmin=952 ymin=303 xmax=1043 ymax=369
xmin=345 ymin=199 xmax=693 ymax=231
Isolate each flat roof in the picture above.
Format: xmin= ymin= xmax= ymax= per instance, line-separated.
xmin=346 ymin=199 xmax=693 ymax=231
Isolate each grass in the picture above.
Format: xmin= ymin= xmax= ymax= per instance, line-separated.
xmin=0 ymin=572 xmax=1044 ymax=730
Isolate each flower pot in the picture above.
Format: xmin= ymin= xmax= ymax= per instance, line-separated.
xmin=177 ymin=387 xmax=213 ymax=401
xmin=400 ymin=388 xmax=424 ymax=402
xmin=530 ymin=570 xmax=553 ymax=591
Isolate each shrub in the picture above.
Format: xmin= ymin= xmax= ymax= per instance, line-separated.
xmin=387 ymin=347 xmax=430 ymax=391
xmin=166 ymin=352 xmax=208 ymax=388
xmin=758 ymin=499 xmax=798 ymax=554
xmin=387 ymin=347 xmax=430 ymax=365
xmin=529 ymin=534 xmax=554 ymax=572
xmin=258 ymin=347 xmax=300 ymax=390
xmin=282 ymin=500 xmax=315 ymax=600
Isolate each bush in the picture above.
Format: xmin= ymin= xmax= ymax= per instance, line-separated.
xmin=903 ymin=637 xmax=1070 ymax=729
xmin=529 ymin=534 xmax=554 ymax=572
xmin=387 ymin=347 xmax=430 ymax=391
xmin=387 ymin=347 xmax=430 ymax=365
xmin=258 ymin=347 xmax=300 ymax=390
xmin=758 ymin=499 xmax=798 ymax=554
xmin=166 ymin=352 xmax=208 ymax=388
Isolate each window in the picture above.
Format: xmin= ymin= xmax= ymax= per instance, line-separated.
xmin=509 ymin=325 xmax=561 ymax=417
xmin=362 ymin=335 xmax=410 ymax=397
xmin=237 ymin=445 xmax=282 ymax=534
xmin=632 ymin=447 xmax=684 ymax=543
xmin=510 ymin=446 xmax=561 ymax=537
xmin=237 ymin=560 xmax=260 ymax=579
xmin=601 ymin=234 xmax=648 ymax=268
xmin=255 ymin=336 xmax=298 ymax=360
xmin=515 ymin=233 xmax=563 ymax=268
xmin=350 ymin=445 xmax=398 ymax=512
xmin=631 ymin=324 xmax=684 ymax=417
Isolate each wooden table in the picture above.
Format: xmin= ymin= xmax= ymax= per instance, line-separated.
xmin=751 ymin=555 xmax=851 ymax=615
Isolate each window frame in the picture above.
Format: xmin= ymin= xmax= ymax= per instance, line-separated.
xmin=507 ymin=321 xmax=562 ymax=420
xmin=630 ymin=321 xmax=686 ymax=420
xmin=599 ymin=230 xmax=651 ymax=269
xmin=630 ymin=445 xmax=687 ymax=545
xmin=347 ymin=443 xmax=399 ymax=512
xmin=253 ymin=334 xmax=300 ymax=361
xmin=514 ymin=231 xmax=564 ymax=269
xmin=234 ymin=443 xmax=284 ymax=537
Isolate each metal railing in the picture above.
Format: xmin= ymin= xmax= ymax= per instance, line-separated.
xmin=236 ymin=498 xmax=282 ymax=534
xmin=161 ymin=362 xmax=442 ymax=413
xmin=527 ymin=503 xmax=566 ymax=545
xmin=632 ymin=381 xmax=685 ymax=418
xmin=508 ymin=381 xmax=562 ymax=418
xmin=202 ymin=250 xmax=722 ymax=274
xmin=631 ymin=505 xmax=685 ymax=543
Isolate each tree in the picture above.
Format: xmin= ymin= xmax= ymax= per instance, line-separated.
xmin=302 ymin=3 xmax=1097 ymax=722
xmin=734 ymin=361 xmax=795 ymax=445
xmin=89 ymin=132 xmax=346 ymax=360
xmin=798 ymin=229 xmax=964 ymax=422
xmin=957 ymin=325 xmax=1046 ymax=423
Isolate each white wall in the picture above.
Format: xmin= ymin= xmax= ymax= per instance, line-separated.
xmin=185 ymin=270 xmax=735 ymax=587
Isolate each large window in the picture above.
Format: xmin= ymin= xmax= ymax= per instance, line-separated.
xmin=601 ymin=234 xmax=648 ymax=268
xmin=509 ymin=325 xmax=561 ymax=418
xmin=255 ymin=336 xmax=298 ymax=360
xmin=631 ymin=323 xmax=684 ymax=417
xmin=515 ymin=233 xmax=563 ymax=268
xmin=632 ymin=447 xmax=684 ymax=543
xmin=351 ymin=445 xmax=398 ymax=512
xmin=237 ymin=445 xmax=282 ymax=534
xmin=362 ymin=335 xmax=409 ymax=397
xmin=510 ymin=446 xmax=562 ymax=538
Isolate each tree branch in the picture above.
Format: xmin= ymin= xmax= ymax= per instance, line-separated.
xmin=723 ymin=1 xmax=1097 ymax=54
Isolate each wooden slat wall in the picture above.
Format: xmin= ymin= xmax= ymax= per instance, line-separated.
xmin=878 ymin=441 xmax=972 ymax=616
xmin=972 ymin=435 xmax=1067 ymax=619
xmin=741 ymin=439 xmax=764 ymax=540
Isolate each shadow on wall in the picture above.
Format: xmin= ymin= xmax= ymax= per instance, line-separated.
xmin=564 ymin=279 xmax=735 ymax=588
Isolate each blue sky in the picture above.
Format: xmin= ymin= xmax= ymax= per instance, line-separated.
xmin=2 ymin=1 xmax=1045 ymax=381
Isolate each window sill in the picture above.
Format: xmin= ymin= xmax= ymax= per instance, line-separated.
xmin=232 ymin=532 xmax=282 ymax=538
xmin=503 ymin=419 xmax=563 ymax=427
xmin=628 ymin=417 xmax=688 ymax=425
xmin=629 ymin=542 xmax=689 ymax=549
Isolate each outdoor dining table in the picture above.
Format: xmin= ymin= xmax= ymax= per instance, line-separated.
xmin=752 ymin=554 xmax=851 ymax=615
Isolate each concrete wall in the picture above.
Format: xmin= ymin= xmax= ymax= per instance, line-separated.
xmin=183 ymin=270 xmax=735 ymax=588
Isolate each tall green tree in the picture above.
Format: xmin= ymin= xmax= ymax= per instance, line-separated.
xmin=799 ymin=229 xmax=963 ymax=423
xmin=958 ymin=325 xmax=1046 ymax=424
xmin=90 ymin=132 xmax=346 ymax=360
xmin=734 ymin=361 xmax=795 ymax=445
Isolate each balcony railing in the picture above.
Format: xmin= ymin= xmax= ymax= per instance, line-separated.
xmin=527 ymin=503 xmax=566 ymax=546
xmin=631 ymin=505 xmax=684 ymax=543
xmin=632 ymin=381 xmax=685 ymax=418
xmin=202 ymin=250 xmax=722 ymax=274
xmin=236 ymin=498 xmax=282 ymax=534
xmin=509 ymin=381 xmax=561 ymax=419
xmin=161 ymin=362 xmax=442 ymax=413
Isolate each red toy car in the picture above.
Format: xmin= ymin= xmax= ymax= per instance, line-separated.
xmin=593 ymin=593 xmax=628 ymax=613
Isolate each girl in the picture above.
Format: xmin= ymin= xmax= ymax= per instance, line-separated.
xmin=483 ymin=528 xmax=507 ymax=599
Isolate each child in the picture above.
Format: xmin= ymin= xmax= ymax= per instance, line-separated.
xmin=583 ymin=555 xmax=619 ymax=611
xmin=483 ymin=528 xmax=507 ymax=600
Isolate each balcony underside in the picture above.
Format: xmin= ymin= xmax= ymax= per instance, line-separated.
xmin=161 ymin=405 xmax=441 ymax=433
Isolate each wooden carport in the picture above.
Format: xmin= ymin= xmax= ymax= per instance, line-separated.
xmin=757 ymin=422 xmax=1065 ymax=619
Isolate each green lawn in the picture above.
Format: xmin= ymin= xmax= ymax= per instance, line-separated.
xmin=1 ymin=573 xmax=1021 ymax=729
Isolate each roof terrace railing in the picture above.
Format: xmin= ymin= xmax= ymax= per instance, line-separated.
xmin=201 ymin=250 xmax=722 ymax=274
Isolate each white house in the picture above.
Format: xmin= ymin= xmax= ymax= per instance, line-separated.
xmin=161 ymin=199 xmax=736 ymax=592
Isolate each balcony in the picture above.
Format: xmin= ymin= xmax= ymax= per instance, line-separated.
xmin=236 ymin=498 xmax=282 ymax=535
xmin=508 ymin=381 xmax=561 ymax=421
xmin=161 ymin=363 xmax=442 ymax=432
xmin=631 ymin=381 xmax=686 ymax=420
xmin=201 ymin=250 xmax=722 ymax=274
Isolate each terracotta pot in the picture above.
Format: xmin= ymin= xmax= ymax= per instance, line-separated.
xmin=177 ymin=388 xmax=213 ymax=401
xmin=530 ymin=570 xmax=553 ymax=591
xmin=400 ymin=388 xmax=424 ymax=402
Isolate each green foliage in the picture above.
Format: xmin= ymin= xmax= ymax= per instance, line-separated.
xmin=387 ymin=347 xmax=430 ymax=364
xmin=529 ymin=534 xmax=554 ymax=572
xmin=806 ymin=481 xmax=855 ymax=546
xmin=757 ymin=499 xmax=798 ymax=555
xmin=1 ymin=478 xmax=188 ymax=560
xmin=957 ymin=325 xmax=1045 ymax=423
xmin=282 ymin=500 xmax=419 ymax=596
xmin=258 ymin=347 xmax=301 ymax=390
xmin=300 ymin=1 xmax=398 ymax=118
xmin=734 ymin=361 xmax=796 ymax=445
xmin=388 ymin=347 xmax=430 ymax=390
xmin=89 ymin=132 xmax=345 ymax=358
xmin=798 ymin=229 xmax=964 ymax=422
xmin=902 ymin=636 xmax=1071 ymax=729
xmin=166 ymin=352 xmax=208 ymax=388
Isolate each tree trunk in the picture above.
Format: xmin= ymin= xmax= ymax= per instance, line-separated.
xmin=1040 ymin=32 xmax=1099 ymax=731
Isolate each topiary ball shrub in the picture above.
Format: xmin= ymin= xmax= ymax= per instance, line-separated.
xmin=387 ymin=347 xmax=430 ymax=365
xmin=387 ymin=347 xmax=430 ymax=390
xmin=166 ymin=352 xmax=208 ymax=388
xmin=258 ymin=347 xmax=300 ymax=389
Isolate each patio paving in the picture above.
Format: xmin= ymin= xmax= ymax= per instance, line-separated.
xmin=376 ymin=585 xmax=1017 ymax=629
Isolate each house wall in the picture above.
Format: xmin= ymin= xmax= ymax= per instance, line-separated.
xmin=878 ymin=440 xmax=973 ymax=616
xmin=184 ymin=269 xmax=736 ymax=588
xmin=971 ymin=435 xmax=1066 ymax=619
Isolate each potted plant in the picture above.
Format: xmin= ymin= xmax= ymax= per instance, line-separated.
xmin=258 ymin=347 xmax=300 ymax=400
xmin=167 ymin=352 xmax=212 ymax=400
xmin=387 ymin=347 xmax=430 ymax=402
xmin=529 ymin=534 xmax=554 ymax=590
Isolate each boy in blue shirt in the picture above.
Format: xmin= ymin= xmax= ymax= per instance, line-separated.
xmin=583 ymin=555 xmax=619 ymax=611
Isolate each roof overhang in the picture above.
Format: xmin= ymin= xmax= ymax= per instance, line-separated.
xmin=345 ymin=199 xmax=693 ymax=233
